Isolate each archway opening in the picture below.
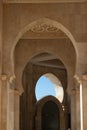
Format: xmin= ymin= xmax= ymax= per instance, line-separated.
xmin=13 ymin=18 xmax=77 ymax=130
xmin=42 ymin=101 xmax=60 ymax=130
xmin=35 ymin=76 xmax=56 ymax=101
xmin=20 ymin=51 xmax=68 ymax=130
xmin=35 ymin=74 xmax=64 ymax=103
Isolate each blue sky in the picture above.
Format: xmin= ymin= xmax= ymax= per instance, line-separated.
xmin=35 ymin=76 xmax=56 ymax=101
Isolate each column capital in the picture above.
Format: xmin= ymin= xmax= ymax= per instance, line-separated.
xmin=74 ymin=74 xmax=87 ymax=84
xmin=0 ymin=74 xmax=16 ymax=81
xmin=74 ymin=75 xmax=82 ymax=84
xmin=9 ymin=75 xmax=22 ymax=95
xmin=0 ymin=74 xmax=24 ymax=95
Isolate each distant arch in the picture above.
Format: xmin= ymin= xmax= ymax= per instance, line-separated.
xmin=35 ymin=73 xmax=64 ymax=103
xmin=36 ymin=96 xmax=65 ymax=130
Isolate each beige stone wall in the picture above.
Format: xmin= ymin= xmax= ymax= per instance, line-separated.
xmin=2 ymin=2 xmax=87 ymax=76
xmin=0 ymin=0 xmax=3 ymax=74
xmin=0 ymin=1 xmax=87 ymax=130
xmin=0 ymin=1 xmax=3 ymax=130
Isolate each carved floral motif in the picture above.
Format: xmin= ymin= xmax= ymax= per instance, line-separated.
xmin=30 ymin=23 xmax=59 ymax=33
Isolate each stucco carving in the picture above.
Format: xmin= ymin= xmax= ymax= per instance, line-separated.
xmin=30 ymin=23 xmax=59 ymax=33
xmin=74 ymin=74 xmax=87 ymax=83
xmin=74 ymin=75 xmax=82 ymax=84
xmin=22 ymin=18 xmax=69 ymax=39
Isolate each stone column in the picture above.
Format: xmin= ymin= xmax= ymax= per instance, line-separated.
xmin=0 ymin=76 xmax=1 ymax=130
xmin=70 ymin=89 xmax=76 ymax=130
xmin=0 ymin=0 xmax=3 ymax=74
xmin=81 ymin=74 xmax=87 ymax=130
xmin=73 ymin=74 xmax=87 ymax=130
xmin=0 ymin=1 xmax=3 ymax=129
xmin=0 ymin=75 xmax=20 ymax=130
xmin=0 ymin=75 xmax=9 ymax=130
xmin=70 ymin=76 xmax=81 ymax=130
xmin=7 ymin=89 xmax=20 ymax=130
xmin=7 ymin=76 xmax=20 ymax=130
xmin=75 ymin=85 xmax=81 ymax=130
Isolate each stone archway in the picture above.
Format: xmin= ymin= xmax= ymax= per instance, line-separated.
xmin=36 ymin=96 xmax=65 ymax=130
xmin=12 ymin=18 xmax=77 ymax=130
xmin=12 ymin=18 xmax=77 ymax=78
xmin=20 ymin=53 xmax=68 ymax=130
xmin=42 ymin=101 xmax=60 ymax=130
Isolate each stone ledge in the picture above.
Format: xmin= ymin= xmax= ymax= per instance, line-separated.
xmin=3 ymin=0 xmax=87 ymax=3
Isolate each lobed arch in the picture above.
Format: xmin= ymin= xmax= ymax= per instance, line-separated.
xmin=15 ymin=48 xmax=75 ymax=95
xmin=13 ymin=18 xmax=77 ymax=94
xmin=15 ymin=49 xmax=68 ymax=94
xmin=12 ymin=18 xmax=78 ymax=74
xmin=22 ymin=55 xmax=67 ymax=100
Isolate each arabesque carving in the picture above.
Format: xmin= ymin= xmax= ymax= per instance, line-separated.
xmin=30 ymin=23 xmax=59 ymax=33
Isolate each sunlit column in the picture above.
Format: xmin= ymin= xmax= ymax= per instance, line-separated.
xmin=0 ymin=1 xmax=3 ymax=129
xmin=74 ymin=74 xmax=87 ymax=130
xmin=72 ymin=75 xmax=82 ymax=130
xmin=0 ymin=79 xmax=1 ymax=130
xmin=80 ymin=83 xmax=83 ymax=130
xmin=81 ymin=74 xmax=87 ymax=130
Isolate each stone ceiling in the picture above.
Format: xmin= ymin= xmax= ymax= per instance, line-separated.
xmin=30 ymin=53 xmax=65 ymax=69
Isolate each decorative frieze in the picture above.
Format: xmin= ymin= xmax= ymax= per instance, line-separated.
xmin=22 ymin=18 xmax=67 ymax=39
xmin=30 ymin=23 xmax=59 ymax=33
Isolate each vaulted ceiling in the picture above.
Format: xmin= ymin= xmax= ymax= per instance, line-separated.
xmin=30 ymin=53 xmax=65 ymax=69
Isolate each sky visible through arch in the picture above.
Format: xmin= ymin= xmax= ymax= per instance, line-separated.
xmin=35 ymin=76 xmax=56 ymax=101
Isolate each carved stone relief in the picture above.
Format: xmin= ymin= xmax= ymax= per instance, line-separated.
xmin=22 ymin=21 xmax=67 ymax=39
xmin=30 ymin=23 xmax=59 ymax=33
